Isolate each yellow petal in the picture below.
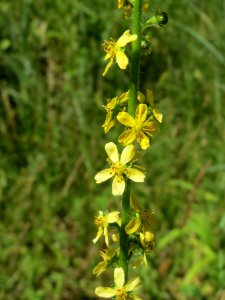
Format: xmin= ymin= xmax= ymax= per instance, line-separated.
xmin=104 ymin=53 xmax=111 ymax=61
xmin=117 ymin=111 xmax=135 ymax=127
xmin=130 ymin=196 xmax=141 ymax=211
xmin=92 ymin=261 xmax=107 ymax=276
xmin=114 ymin=267 xmax=125 ymax=288
xmin=95 ymin=287 xmax=116 ymax=298
xmin=93 ymin=227 xmax=103 ymax=244
xmin=102 ymin=112 xmax=116 ymax=133
xmin=137 ymin=91 xmax=145 ymax=103
xmin=125 ymin=217 xmax=141 ymax=234
xmin=106 ymin=211 xmax=119 ymax=223
xmin=120 ymin=144 xmax=136 ymax=164
xmin=144 ymin=231 xmax=154 ymax=242
xmin=125 ymin=276 xmax=141 ymax=292
xmin=95 ymin=168 xmax=114 ymax=183
xmin=103 ymin=119 xmax=116 ymax=134
xmin=137 ymin=132 xmax=150 ymax=150
xmin=103 ymin=58 xmax=113 ymax=76
xmin=153 ymin=108 xmax=163 ymax=123
xmin=119 ymin=90 xmax=130 ymax=103
xmin=135 ymin=104 xmax=148 ymax=124
xmin=116 ymin=50 xmax=128 ymax=69
xmin=146 ymin=89 xmax=154 ymax=106
xmin=126 ymin=168 xmax=145 ymax=182
xmin=103 ymin=227 xmax=110 ymax=246
xmin=117 ymin=30 xmax=137 ymax=47
xmin=118 ymin=129 xmax=136 ymax=146
xmin=112 ymin=176 xmax=125 ymax=196
xmin=105 ymin=142 xmax=119 ymax=163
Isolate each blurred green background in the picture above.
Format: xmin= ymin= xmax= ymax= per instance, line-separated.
xmin=0 ymin=0 xmax=225 ymax=299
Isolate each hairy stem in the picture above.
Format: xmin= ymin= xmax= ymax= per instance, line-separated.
xmin=119 ymin=0 xmax=142 ymax=283
xmin=119 ymin=179 xmax=131 ymax=282
xmin=128 ymin=0 xmax=142 ymax=115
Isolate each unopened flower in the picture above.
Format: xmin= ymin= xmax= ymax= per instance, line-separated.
xmin=95 ymin=142 xmax=145 ymax=196
xmin=102 ymin=30 xmax=137 ymax=76
xmin=117 ymin=104 xmax=156 ymax=150
xmin=95 ymin=267 xmax=142 ymax=299
xmin=93 ymin=211 xmax=120 ymax=246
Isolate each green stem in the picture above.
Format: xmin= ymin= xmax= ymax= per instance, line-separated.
xmin=119 ymin=179 xmax=131 ymax=282
xmin=128 ymin=0 xmax=142 ymax=115
xmin=119 ymin=0 xmax=142 ymax=282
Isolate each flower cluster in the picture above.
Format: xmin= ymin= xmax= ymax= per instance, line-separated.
xmin=93 ymin=2 xmax=167 ymax=299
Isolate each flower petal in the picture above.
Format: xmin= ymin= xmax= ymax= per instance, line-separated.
xmin=118 ymin=129 xmax=136 ymax=147
xmin=117 ymin=111 xmax=135 ymax=127
xmin=93 ymin=227 xmax=103 ymax=244
xmin=120 ymin=144 xmax=136 ymax=164
xmin=104 ymin=53 xmax=111 ymax=61
xmin=116 ymin=50 xmax=128 ymax=69
xmin=103 ymin=227 xmax=110 ymax=246
xmin=137 ymin=91 xmax=145 ymax=103
xmin=135 ymin=104 xmax=148 ymax=124
xmin=105 ymin=142 xmax=119 ymax=163
xmin=114 ymin=267 xmax=125 ymax=288
xmin=125 ymin=217 xmax=141 ymax=234
xmin=102 ymin=117 xmax=116 ymax=133
xmin=117 ymin=30 xmax=137 ymax=47
xmin=130 ymin=196 xmax=142 ymax=211
xmin=92 ymin=261 xmax=107 ymax=276
xmin=95 ymin=168 xmax=114 ymax=183
xmin=125 ymin=277 xmax=141 ymax=292
xmin=112 ymin=176 xmax=125 ymax=196
xmin=126 ymin=168 xmax=145 ymax=182
xmin=95 ymin=287 xmax=116 ymax=298
xmin=103 ymin=58 xmax=114 ymax=76
xmin=119 ymin=91 xmax=130 ymax=103
xmin=106 ymin=211 xmax=120 ymax=223
xmin=153 ymin=108 xmax=163 ymax=123
xmin=137 ymin=132 xmax=150 ymax=150
xmin=146 ymin=89 xmax=154 ymax=106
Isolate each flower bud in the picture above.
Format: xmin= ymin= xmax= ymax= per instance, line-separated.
xmin=146 ymin=12 xmax=168 ymax=28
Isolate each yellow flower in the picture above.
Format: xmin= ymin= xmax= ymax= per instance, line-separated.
xmin=102 ymin=30 xmax=137 ymax=76
xmin=125 ymin=197 xmax=154 ymax=234
xmin=146 ymin=89 xmax=163 ymax=123
xmin=93 ymin=211 xmax=120 ymax=246
xmin=95 ymin=142 xmax=145 ymax=196
xmin=93 ymin=248 xmax=117 ymax=276
xmin=102 ymin=91 xmax=129 ymax=133
xmin=117 ymin=104 xmax=156 ymax=150
xmin=95 ymin=267 xmax=142 ymax=299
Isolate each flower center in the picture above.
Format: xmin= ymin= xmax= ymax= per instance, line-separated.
xmin=116 ymin=287 xmax=127 ymax=299
xmin=134 ymin=121 xmax=143 ymax=133
xmin=95 ymin=216 xmax=106 ymax=227
xmin=111 ymin=161 xmax=126 ymax=178
xmin=103 ymin=39 xmax=116 ymax=56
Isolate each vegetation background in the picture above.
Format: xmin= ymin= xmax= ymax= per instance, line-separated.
xmin=0 ymin=0 xmax=225 ymax=299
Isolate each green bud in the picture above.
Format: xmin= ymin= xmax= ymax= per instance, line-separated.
xmin=146 ymin=12 xmax=168 ymax=27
